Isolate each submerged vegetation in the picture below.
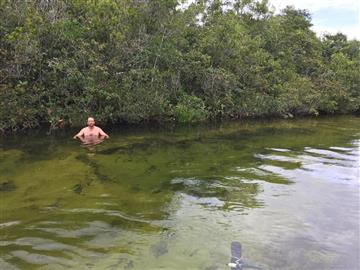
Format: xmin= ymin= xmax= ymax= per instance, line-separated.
xmin=0 ymin=0 xmax=359 ymax=132
xmin=0 ymin=116 xmax=359 ymax=268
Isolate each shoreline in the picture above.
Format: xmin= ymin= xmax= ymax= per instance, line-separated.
xmin=1 ymin=113 xmax=358 ymax=136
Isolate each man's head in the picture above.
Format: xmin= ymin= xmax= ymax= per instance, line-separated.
xmin=87 ymin=117 xmax=95 ymax=127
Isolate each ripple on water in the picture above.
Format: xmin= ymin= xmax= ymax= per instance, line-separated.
xmin=253 ymin=142 xmax=359 ymax=186
xmin=0 ymin=221 xmax=21 ymax=229
xmin=10 ymin=250 xmax=75 ymax=266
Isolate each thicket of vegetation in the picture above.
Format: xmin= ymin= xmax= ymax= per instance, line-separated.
xmin=1 ymin=0 xmax=359 ymax=132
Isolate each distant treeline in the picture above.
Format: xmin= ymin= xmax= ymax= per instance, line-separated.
xmin=1 ymin=0 xmax=359 ymax=132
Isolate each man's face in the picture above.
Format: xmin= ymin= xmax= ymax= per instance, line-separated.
xmin=87 ymin=118 xmax=95 ymax=127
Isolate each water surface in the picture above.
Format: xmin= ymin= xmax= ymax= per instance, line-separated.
xmin=0 ymin=116 xmax=359 ymax=269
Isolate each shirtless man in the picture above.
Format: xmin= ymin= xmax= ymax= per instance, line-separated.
xmin=73 ymin=117 xmax=109 ymax=141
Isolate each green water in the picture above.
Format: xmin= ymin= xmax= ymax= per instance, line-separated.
xmin=0 ymin=116 xmax=359 ymax=270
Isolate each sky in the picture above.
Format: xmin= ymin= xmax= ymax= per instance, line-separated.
xmin=268 ymin=0 xmax=360 ymax=39
xmin=181 ymin=0 xmax=360 ymax=40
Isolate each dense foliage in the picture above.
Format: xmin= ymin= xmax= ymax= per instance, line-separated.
xmin=0 ymin=0 xmax=359 ymax=132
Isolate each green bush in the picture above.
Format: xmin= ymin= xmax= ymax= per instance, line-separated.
xmin=174 ymin=94 xmax=208 ymax=123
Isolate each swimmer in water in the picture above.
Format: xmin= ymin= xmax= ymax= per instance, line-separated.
xmin=73 ymin=117 xmax=109 ymax=143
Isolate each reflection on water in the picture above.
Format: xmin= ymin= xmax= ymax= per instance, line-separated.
xmin=0 ymin=116 xmax=359 ymax=269
xmin=78 ymin=135 xmax=106 ymax=152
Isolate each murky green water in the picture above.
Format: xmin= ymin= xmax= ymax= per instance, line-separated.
xmin=0 ymin=116 xmax=359 ymax=270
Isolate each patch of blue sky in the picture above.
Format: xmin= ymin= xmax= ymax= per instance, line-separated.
xmin=312 ymin=7 xmax=359 ymax=28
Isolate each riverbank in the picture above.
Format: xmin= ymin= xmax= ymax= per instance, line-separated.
xmin=1 ymin=113 xmax=358 ymax=138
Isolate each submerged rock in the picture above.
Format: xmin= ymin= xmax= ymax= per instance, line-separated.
xmin=72 ymin=183 xmax=83 ymax=194
xmin=0 ymin=180 xmax=16 ymax=192
xmin=150 ymin=240 xmax=168 ymax=258
xmin=124 ymin=260 xmax=134 ymax=269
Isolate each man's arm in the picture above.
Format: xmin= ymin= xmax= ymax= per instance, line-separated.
xmin=98 ymin=128 xmax=109 ymax=139
xmin=73 ymin=128 xmax=85 ymax=139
